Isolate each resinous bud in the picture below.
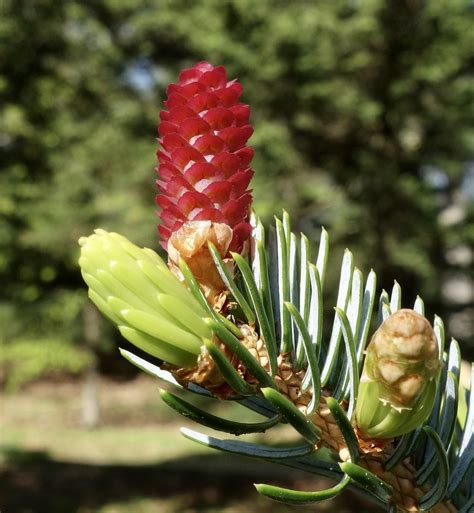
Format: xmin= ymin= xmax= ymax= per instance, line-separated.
xmin=356 ymin=309 xmax=441 ymax=439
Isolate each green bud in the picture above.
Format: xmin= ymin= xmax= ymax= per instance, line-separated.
xmin=356 ymin=309 xmax=441 ymax=439
xmin=79 ymin=230 xmax=212 ymax=368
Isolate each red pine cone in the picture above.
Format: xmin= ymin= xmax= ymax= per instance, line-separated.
xmin=156 ymin=61 xmax=254 ymax=253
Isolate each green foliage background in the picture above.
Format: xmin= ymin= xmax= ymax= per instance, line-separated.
xmin=1 ymin=0 xmax=473 ymax=387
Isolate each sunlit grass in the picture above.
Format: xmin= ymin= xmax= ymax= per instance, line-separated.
xmin=0 ymin=376 xmax=208 ymax=464
xmin=0 ymin=376 xmax=379 ymax=513
xmin=0 ymin=425 xmax=206 ymax=465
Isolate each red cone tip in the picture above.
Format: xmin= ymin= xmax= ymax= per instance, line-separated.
xmin=156 ymin=62 xmax=254 ymax=254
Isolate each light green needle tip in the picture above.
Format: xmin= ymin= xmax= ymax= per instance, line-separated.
xmin=78 ymin=229 xmax=212 ymax=368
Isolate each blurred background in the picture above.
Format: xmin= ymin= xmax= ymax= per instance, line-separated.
xmin=1 ymin=1 xmax=473 ymax=512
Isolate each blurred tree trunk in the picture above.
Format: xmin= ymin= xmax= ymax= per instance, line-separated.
xmin=81 ymin=303 xmax=100 ymax=428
